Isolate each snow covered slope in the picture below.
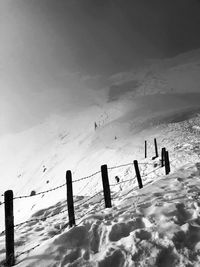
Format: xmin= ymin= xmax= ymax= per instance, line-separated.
xmin=13 ymin=162 xmax=200 ymax=267
xmin=0 ymin=49 xmax=200 ymax=266
xmin=108 ymin=49 xmax=200 ymax=100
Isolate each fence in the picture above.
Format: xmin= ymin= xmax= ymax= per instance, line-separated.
xmin=0 ymin=139 xmax=171 ymax=266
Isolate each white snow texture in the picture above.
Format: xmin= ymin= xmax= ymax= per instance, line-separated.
xmin=0 ymin=50 xmax=200 ymax=266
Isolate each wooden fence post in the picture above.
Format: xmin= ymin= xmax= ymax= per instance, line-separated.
xmin=66 ymin=171 xmax=75 ymax=227
xmin=145 ymin=140 xmax=147 ymax=158
xmin=4 ymin=190 xmax=15 ymax=266
xmin=101 ymin=165 xmax=112 ymax=208
xmin=154 ymin=138 xmax=158 ymax=158
xmin=165 ymin=151 xmax=171 ymax=175
xmin=161 ymin=147 xmax=166 ymax=167
xmin=133 ymin=160 xmax=143 ymax=189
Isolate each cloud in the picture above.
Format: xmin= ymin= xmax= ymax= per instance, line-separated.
xmin=1 ymin=0 xmax=200 ymax=135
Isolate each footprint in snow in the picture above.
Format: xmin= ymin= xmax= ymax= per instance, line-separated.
xmin=109 ymin=218 xmax=146 ymax=242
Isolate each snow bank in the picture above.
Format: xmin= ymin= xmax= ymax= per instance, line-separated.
xmin=12 ymin=162 xmax=200 ymax=267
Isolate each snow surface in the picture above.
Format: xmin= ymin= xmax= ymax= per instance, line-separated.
xmin=12 ymin=162 xmax=200 ymax=267
xmin=0 ymin=49 xmax=200 ymax=266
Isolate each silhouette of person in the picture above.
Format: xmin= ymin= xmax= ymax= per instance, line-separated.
xmin=94 ymin=122 xmax=98 ymax=130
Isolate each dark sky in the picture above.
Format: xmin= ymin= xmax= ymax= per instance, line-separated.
xmin=1 ymin=0 xmax=200 ymax=134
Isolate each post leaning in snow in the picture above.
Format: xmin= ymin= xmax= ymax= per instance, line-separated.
xmin=165 ymin=151 xmax=171 ymax=175
xmin=145 ymin=140 xmax=147 ymax=158
xmin=66 ymin=171 xmax=75 ymax=227
xmin=101 ymin=165 xmax=112 ymax=208
xmin=4 ymin=190 xmax=15 ymax=266
xmin=154 ymin=138 xmax=158 ymax=158
xmin=161 ymin=147 xmax=166 ymax=167
xmin=134 ymin=160 xmax=143 ymax=189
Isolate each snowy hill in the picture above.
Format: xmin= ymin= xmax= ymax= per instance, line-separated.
xmin=0 ymin=49 xmax=200 ymax=266
xmin=108 ymin=49 xmax=200 ymax=100
xmin=14 ymin=162 xmax=200 ymax=267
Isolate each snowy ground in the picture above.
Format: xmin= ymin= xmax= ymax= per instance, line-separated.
xmin=0 ymin=49 xmax=200 ymax=266
xmin=0 ymin=113 xmax=200 ymax=266
xmin=1 ymin=161 xmax=200 ymax=267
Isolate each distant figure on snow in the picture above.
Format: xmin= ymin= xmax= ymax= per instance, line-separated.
xmin=94 ymin=122 xmax=98 ymax=131
xmin=43 ymin=165 xmax=47 ymax=173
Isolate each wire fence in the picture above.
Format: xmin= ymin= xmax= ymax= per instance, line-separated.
xmin=107 ymin=162 xmax=133 ymax=170
xmin=0 ymin=143 xmax=171 ymax=265
xmin=0 ymin=190 xmax=104 ymax=236
xmin=0 ymin=160 xmax=161 ymax=203
xmin=76 ymin=196 xmax=105 ymax=225
xmin=75 ymin=190 xmax=103 ymax=208
xmin=1 ymin=208 xmax=69 ymax=236
xmin=73 ymin=170 xmax=101 ymax=183
xmin=16 ymin=244 xmax=40 ymax=259
xmin=110 ymin=176 xmax=136 ymax=187
xmin=13 ymin=183 xmax=66 ymax=200
xmin=0 ymin=159 xmax=165 ymax=233
xmin=12 ymin=192 xmax=106 ymax=260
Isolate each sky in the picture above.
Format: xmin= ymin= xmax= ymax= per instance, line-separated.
xmin=1 ymin=0 xmax=200 ymax=135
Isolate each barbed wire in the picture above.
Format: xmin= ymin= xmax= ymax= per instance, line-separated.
xmin=0 ymin=154 xmax=174 ymax=266
xmin=14 ymin=165 xmax=176 ymax=261
xmin=1 ymin=191 xmax=105 ymax=235
xmin=16 ymin=244 xmax=40 ymax=259
xmin=76 ymin=197 xmax=105 ymax=225
xmin=1 ymin=191 xmax=104 ymax=235
xmin=0 ymin=207 xmax=69 ymax=236
xmin=111 ymin=165 xmax=164 ymax=200
xmin=110 ymin=176 xmax=136 ymax=187
xmin=108 ymin=162 xmax=133 ymax=170
xmin=138 ymin=162 xmax=156 ymax=166
xmin=112 ymin=187 xmax=136 ymax=200
xmin=2 ymin=159 xmax=163 ymax=203
xmin=75 ymin=191 xmax=103 ymax=208
xmin=13 ymin=183 xmax=66 ymax=200
xmin=1 ymin=162 xmax=164 ymax=233
xmin=74 ymin=172 xmax=102 ymax=197
xmin=107 ymin=160 xmax=161 ymax=173
xmin=142 ymin=166 xmax=163 ymax=178
xmin=8 ymin=169 xmax=101 ymax=202
xmin=75 ymin=179 xmax=92 ymax=196
xmin=72 ymin=170 xmax=101 ymax=183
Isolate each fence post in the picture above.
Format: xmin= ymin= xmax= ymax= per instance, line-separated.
xmin=161 ymin=147 xmax=166 ymax=167
xmin=165 ymin=151 xmax=171 ymax=175
xmin=145 ymin=140 xmax=147 ymax=158
xmin=133 ymin=160 xmax=143 ymax=189
xmin=66 ymin=171 xmax=75 ymax=227
xmin=101 ymin=165 xmax=112 ymax=208
xmin=4 ymin=190 xmax=15 ymax=266
xmin=154 ymin=138 xmax=158 ymax=158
